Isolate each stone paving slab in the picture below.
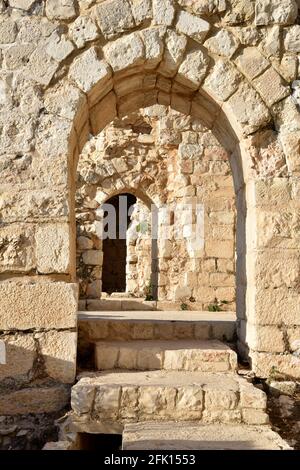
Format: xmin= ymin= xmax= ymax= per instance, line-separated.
xmin=122 ymin=422 xmax=292 ymax=450
xmin=95 ymin=339 xmax=237 ymax=372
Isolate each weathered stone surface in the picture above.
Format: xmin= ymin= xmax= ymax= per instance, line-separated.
xmin=35 ymin=223 xmax=71 ymax=274
xmin=0 ymin=386 xmax=70 ymax=415
xmin=251 ymin=351 xmax=300 ymax=379
xmin=176 ymin=10 xmax=210 ymax=43
xmin=3 ymin=43 xmax=35 ymax=70
xmin=46 ymin=0 xmax=77 ymax=20
xmin=255 ymin=0 xmax=298 ymax=26
xmin=94 ymin=0 xmax=135 ymax=39
xmin=0 ymin=334 xmax=35 ymax=381
xmin=140 ymin=27 xmax=164 ymax=70
xmin=82 ymin=250 xmax=103 ymax=265
xmin=159 ymin=29 xmax=187 ymax=77
xmin=37 ymin=330 xmax=77 ymax=383
xmin=8 ymin=0 xmax=36 ymax=9
xmin=225 ymin=82 xmax=270 ymax=134
xmin=25 ymin=46 xmax=59 ymax=86
xmin=0 ymin=282 xmax=78 ymax=330
xmin=234 ymin=47 xmax=269 ymax=80
xmin=284 ymin=25 xmax=300 ymax=53
xmin=204 ymin=30 xmax=239 ymax=57
xmin=204 ymin=60 xmax=241 ymax=101
xmin=69 ymin=47 xmax=112 ymax=104
xmin=176 ymin=50 xmax=210 ymax=90
xmin=103 ymin=32 xmax=145 ymax=72
xmin=69 ymin=16 xmax=99 ymax=48
xmin=253 ymin=67 xmax=289 ymax=106
xmin=0 ymin=18 xmax=17 ymax=44
xmin=0 ymin=224 xmax=35 ymax=273
xmin=153 ymin=0 xmax=175 ymax=26
xmin=130 ymin=0 xmax=152 ymax=25
xmin=46 ymin=31 xmax=75 ymax=61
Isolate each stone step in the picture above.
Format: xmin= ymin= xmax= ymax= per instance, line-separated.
xmin=78 ymin=311 xmax=236 ymax=342
xmin=79 ymin=299 xmax=234 ymax=312
xmin=122 ymin=422 xmax=291 ymax=450
xmin=71 ymin=370 xmax=269 ymax=431
xmin=94 ymin=339 xmax=237 ymax=373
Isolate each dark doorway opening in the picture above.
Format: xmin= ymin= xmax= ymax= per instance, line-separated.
xmin=102 ymin=193 xmax=137 ymax=294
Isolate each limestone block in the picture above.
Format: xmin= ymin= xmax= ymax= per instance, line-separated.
xmin=120 ymin=386 xmax=138 ymax=419
xmin=140 ymin=27 xmax=164 ymax=70
xmin=94 ymin=0 xmax=135 ymax=39
xmin=0 ymin=334 xmax=35 ymax=381
xmin=0 ymin=188 xmax=70 ymax=223
xmin=118 ymin=347 xmax=137 ymax=368
xmin=204 ymin=60 xmax=242 ymax=101
xmin=174 ymin=286 xmax=192 ymax=301
xmin=44 ymin=82 xmax=88 ymax=133
xmin=176 ymin=387 xmax=203 ymax=416
xmin=69 ymin=16 xmax=99 ymax=48
xmin=37 ymin=331 xmax=77 ymax=383
xmin=46 ymin=0 xmax=76 ymax=20
xmin=234 ymin=47 xmax=269 ymax=80
xmin=204 ymin=388 xmax=239 ymax=410
xmin=253 ymin=67 xmax=289 ymax=107
xmin=204 ymin=30 xmax=239 ymax=57
xmin=25 ymin=46 xmax=59 ymax=86
xmin=94 ymin=385 xmax=121 ymax=419
xmin=0 ymin=18 xmax=17 ymax=44
xmin=247 ymin=324 xmax=286 ymax=354
xmin=153 ymin=0 xmax=175 ymax=26
xmin=137 ymin=347 xmax=162 ymax=370
xmin=206 ymin=240 xmax=234 ymax=258
xmin=284 ymin=25 xmax=300 ymax=53
xmin=159 ymin=29 xmax=187 ymax=77
xmin=239 ymin=383 xmax=267 ymax=410
xmin=103 ymin=32 xmax=145 ymax=72
xmin=287 ymin=327 xmax=300 ymax=353
xmin=225 ymin=82 xmax=270 ymax=135
xmin=71 ymin=383 xmax=96 ymax=415
xmin=35 ymin=223 xmax=71 ymax=274
xmin=0 ymin=281 xmax=78 ymax=330
xmin=255 ymin=0 xmax=298 ymax=26
xmin=176 ymin=10 xmax=210 ymax=43
xmin=46 ymin=31 xmax=75 ymax=62
xmin=8 ymin=0 xmax=36 ymax=9
xmin=242 ymin=409 xmax=269 ymax=425
xmin=0 ymin=224 xmax=35 ymax=273
xmin=90 ymin=91 xmax=117 ymax=134
xmin=139 ymin=386 xmax=176 ymax=416
xmin=280 ymin=131 xmax=300 ymax=175
xmin=36 ymin=114 xmax=75 ymax=159
xmin=130 ymin=0 xmax=152 ymax=24
xmin=82 ymin=250 xmax=103 ymax=265
xmin=3 ymin=43 xmax=35 ymax=70
xmin=251 ymin=351 xmax=300 ymax=379
xmin=0 ymin=385 xmax=70 ymax=415
xmin=202 ymin=409 xmax=241 ymax=424
xmin=69 ymin=48 xmax=112 ymax=107
xmin=96 ymin=345 xmax=119 ymax=370
xmin=176 ymin=50 xmax=210 ymax=90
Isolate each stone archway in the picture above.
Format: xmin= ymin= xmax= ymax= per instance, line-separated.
xmin=1 ymin=1 xmax=300 ymax=422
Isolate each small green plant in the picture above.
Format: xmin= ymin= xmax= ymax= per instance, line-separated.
xmin=207 ymin=298 xmax=230 ymax=312
xmin=180 ymin=302 xmax=188 ymax=311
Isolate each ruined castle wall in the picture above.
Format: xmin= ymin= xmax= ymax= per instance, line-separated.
xmin=0 ymin=0 xmax=299 ymax=417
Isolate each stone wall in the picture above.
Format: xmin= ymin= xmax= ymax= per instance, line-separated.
xmin=76 ymin=105 xmax=236 ymax=308
xmin=0 ymin=0 xmax=299 ymax=404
